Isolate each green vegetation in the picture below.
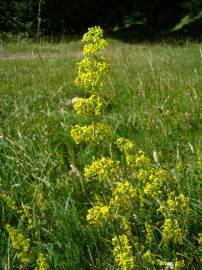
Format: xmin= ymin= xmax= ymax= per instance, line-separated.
xmin=0 ymin=32 xmax=201 ymax=269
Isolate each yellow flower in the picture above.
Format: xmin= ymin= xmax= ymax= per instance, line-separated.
xmin=110 ymin=181 xmax=136 ymax=212
xmin=73 ymin=94 xmax=106 ymax=117
xmin=35 ymin=253 xmax=49 ymax=270
xmin=32 ymin=183 xmax=46 ymax=210
xmin=158 ymin=192 xmax=189 ymax=218
xmin=112 ymin=234 xmax=136 ymax=270
xmin=82 ymin=26 xmax=108 ymax=56
xmin=116 ymin=137 xmax=135 ymax=154
xmin=70 ymin=123 xmax=112 ymax=144
xmin=0 ymin=193 xmax=18 ymax=211
xmin=142 ymin=250 xmax=155 ymax=266
xmin=136 ymin=167 xmax=166 ymax=197
xmin=127 ymin=150 xmax=150 ymax=169
xmin=145 ymin=222 xmax=153 ymax=246
xmin=162 ymin=219 xmax=183 ymax=245
xmin=82 ymin=26 xmax=105 ymax=43
xmin=75 ymin=56 xmax=110 ymax=92
xmin=83 ymin=40 xmax=107 ymax=55
xmin=120 ymin=216 xmax=132 ymax=237
xmin=75 ymin=27 xmax=110 ymax=93
xmin=84 ymin=156 xmax=120 ymax=181
xmin=6 ymin=224 xmax=32 ymax=265
xmin=174 ymin=259 xmax=185 ymax=269
xmin=87 ymin=204 xmax=110 ymax=226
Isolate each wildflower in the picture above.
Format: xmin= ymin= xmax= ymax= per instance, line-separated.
xmin=126 ymin=150 xmax=150 ymax=170
xmin=116 ymin=137 xmax=135 ymax=154
xmin=174 ymin=259 xmax=185 ymax=269
xmin=158 ymin=192 xmax=189 ymax=218
xmin=87 ymin=203 xmax=110 ymax=226
xmin=73 ymin=94 xmax=106 ymax=117
xmin=136 ymin=167 xmax=166 ymax=197
xmin=82 ymin=26 xmax=104 ymax=43
xmin=142 ymin=250 xmax=155 ymax=266
xmin=75 ymin=56 xmax=110 ymax=92
xmin=82 ymin=26 xmax=108 ymax=56
xmin=84 ymin=156 xmax=120 ymax=182
xmin=145 ymin=222 xmax=153 ymax=246
xmin=162 ymin=219 xmax=183 ymax=245
xmin=110 ymin=181 xmax=136 ymax=212
xmin=120 ymin=216 xmax=132 ymax=237
xmin=167 ymin=192 xmax=189 ymax=215
xmin=75 ymin=27 xmax=110 ymax=93
xmin=35 ymin=253 xmax=49 ymax=270
xmin=0 ymin=193 xmax=18 ymax=211
xmin=19 ymin=204 xmax=33 ymax=230
xmin=6 ymin=224 xmax=32 ymax=265
xmin=32 ymin=184 xmax=46 ymax=210
xmin=112 ymin=234 xmax=136 ymax=270
xmin=70 ymin=123 xmax=112 ymax=145
xmin=83 ymin=40 xmax=108 ymax=56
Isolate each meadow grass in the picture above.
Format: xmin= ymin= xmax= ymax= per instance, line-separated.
xmin=0 ymin=38 xmax=201 ymax=269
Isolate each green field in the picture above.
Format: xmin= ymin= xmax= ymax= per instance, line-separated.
xmin=0 ymin=38 xmax=202 ymax=269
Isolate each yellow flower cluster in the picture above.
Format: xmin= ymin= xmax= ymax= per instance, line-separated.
xmin=126 ymin=150 xmax=150 ymax=170
xmin=143 ymin=168 xmax=166 ymax=197
xmin=72 ymin=35 xmax=109 ymax=201
xmin=82 ymin=26 xmax=108 ymax=56
xmin=116 ymin=137 xmax=135 ymax=154
xmin=35 ymin=253 xmax=49 ymax=270
xmin=136 ymin=167 xmax=166 ymax=197
xmin=84 ymin=156 xmax=120 ymax=181
xmin=83 ymin=40 xmax=107 ymax=55
xmin=0 ymin=193 xmax=18 ymax=211
xmin=75 ymin=27 xmax=110 ymax=92
xmin=0 ymin=194 xmax=34 ymax=230
xmin=82 ymin=26 xmax=104 ymax=43
xmin=87 ymin=203 xmax=110 ymax=226
xmin=6 ymin=224 xmax=32 ymax=265
xmin=121 ymin=217 xmax=132 ymax=237
xmin=174 ymin=259 xmax=185 ymax=269
xmin=110 ymin=181 xmax=136 ymax=211
xmin=158 ymin=192 xmax=189 ymax=217
xmin=71 ymin=27 xmax=197 ymax=270
xmin=145 ymin=222 xmax=153 ymax=246
xmin=167 ymin=192 xmax=189 ymax=214
xmin=75 ymin=56 xmax=110 ymax=91
xmin=32 ymin=183 xmax=46 ymax=210
xmin=162 ymin=218 xmax=183 ymax=245
xmin=20 ymin=204 xmax=33 ymax=230
xmin=73 ymin=94 xmax=106 ymax=117
xmin=71 ymin=123 xmax=112 ymax=144
xmin=76 ymin=56 xmax=110 ymax=75
xmin=75 ymin=68 xmax=104 ymax=91
xmin=142 ymin=250 xmax=155 ymax=266
xmin=112 ymin=234 xmax=136 ymax=270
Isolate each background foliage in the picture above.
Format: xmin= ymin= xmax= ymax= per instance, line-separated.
xmin=0 ymin=0 xmax=202 ymax=39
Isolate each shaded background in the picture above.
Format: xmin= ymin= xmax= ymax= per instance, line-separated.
xmin=0 ymin=0 xmax=202 ymax=40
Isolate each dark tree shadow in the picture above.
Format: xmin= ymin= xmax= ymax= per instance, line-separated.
xmin=107 ymin=19 xmax=202 ymax=44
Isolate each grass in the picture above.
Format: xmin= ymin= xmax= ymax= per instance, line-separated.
xmin=0 ymin=38 xmax=202 ymax=269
